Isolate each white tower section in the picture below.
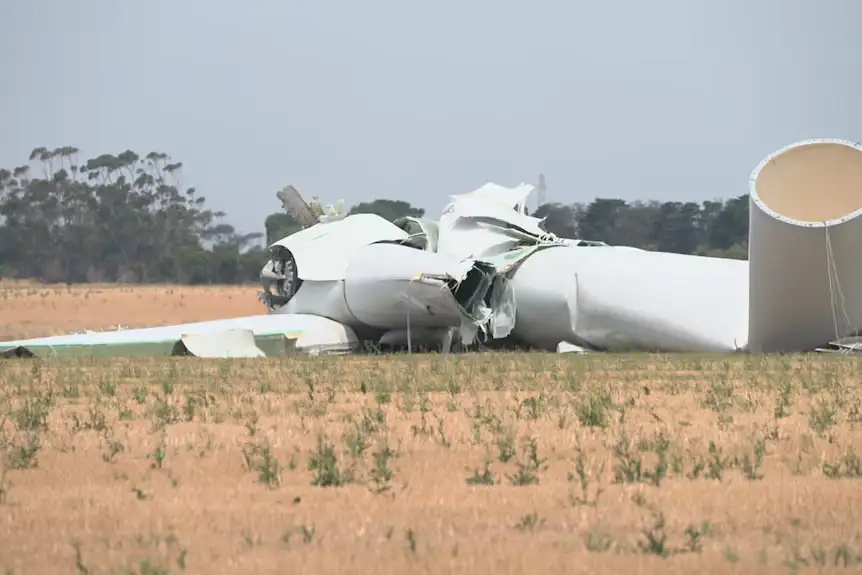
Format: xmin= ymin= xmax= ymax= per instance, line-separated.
xmin=747 ymin=139 xmax=862 ymax=352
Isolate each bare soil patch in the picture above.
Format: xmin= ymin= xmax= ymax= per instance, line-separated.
xmin=0 ymin=282 xmax=263 ymax=340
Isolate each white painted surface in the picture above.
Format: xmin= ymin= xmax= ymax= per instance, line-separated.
xmin=176 ymin=329 xmax=265 ymax=358
xmin=511 ymin=245 xmax=749 ymax=352
xmin=1 ymin=313 xmax=357 ymax=355
xmin=748 ymin=139 xmax=862 ymax=352
xmin=270 ymin=213 xmax=407 ymax=281
xmin=343 ymin=243 xmax=486 ymax=331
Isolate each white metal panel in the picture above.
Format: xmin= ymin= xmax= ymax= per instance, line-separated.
xmin=511 ymin=245 xmax=749 ymax=352
xmin=175 ymin=329 xmax=266 ymax=358
xmin=449 ymin=182 xmax=536 ymax=214
xmin=293 ymin=320 xmax=358 ymax=355
xmin=276 ymin=280 xmax=355 ymax=326
xmin=270 ymin=213 xmax=408 ymax=281
xmin=748 ymin=139 xmax=862 ymax=352
xmin=508 ymin=247 xmax=581 ymax=350
xmin=342 ymin=243 xmax=475 ymax=329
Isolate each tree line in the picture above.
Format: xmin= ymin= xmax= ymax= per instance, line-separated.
xmin=534 ymin=196 xmax=748 ymax=259
xmin=0 ymin=148 xmax=749 ymax=285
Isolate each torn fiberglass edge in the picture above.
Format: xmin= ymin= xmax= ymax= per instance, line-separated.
xmin=392 ymin=217 xmax=440 ymax=252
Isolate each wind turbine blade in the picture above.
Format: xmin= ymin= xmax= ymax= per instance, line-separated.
xmin=277 ymin=185 xmax=319 ymax=228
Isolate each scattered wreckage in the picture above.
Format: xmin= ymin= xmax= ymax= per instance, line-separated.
xmin=3 ymin=138 xmax=862 ymax=358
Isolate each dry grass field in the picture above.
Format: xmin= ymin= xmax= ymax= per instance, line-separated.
xmin=0 ymin=280 xmax=263 ymax=340
xmin=2 ymin=284 xmax=862 ymax=574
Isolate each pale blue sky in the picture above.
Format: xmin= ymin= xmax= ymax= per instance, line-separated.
xmin=1 ymin=0 xmax=860 ymax=237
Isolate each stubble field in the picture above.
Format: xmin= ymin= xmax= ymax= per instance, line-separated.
xmin=0 ymin=280 xmax=262 ymax=341
xmin=2 ymin=283 xmax=862 ymax=574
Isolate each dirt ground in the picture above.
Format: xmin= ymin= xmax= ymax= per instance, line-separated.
xmin=1 ymin=284 xmax=862 ymax=573
xmin=0 ymin=280 xmax=263 ymax=340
